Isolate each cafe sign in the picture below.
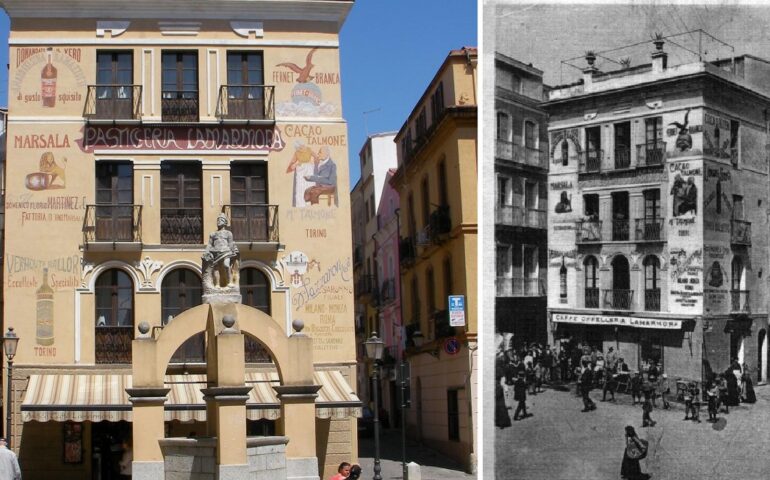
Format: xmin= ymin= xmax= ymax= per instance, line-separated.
xmin=552 ymin=313 xmax=682 ymax=330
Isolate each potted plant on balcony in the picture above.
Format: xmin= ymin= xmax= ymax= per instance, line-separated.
xmin=652 ymin=32 xmax=665 ymax=51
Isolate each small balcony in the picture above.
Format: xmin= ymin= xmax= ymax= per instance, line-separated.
xmin=222 ymin=204 xmax=279 ymax=244
xmin=635 ymin=218 xmax=665 ymax=242
xmin=216 ymin=85 xmax=275 ymax=122
xmin=430 ymin=309 xmax=454 ymax=339
xmin=614 ymin=147 xmax=631 ymax=169
xmin=576 ymin=220 xmax=602 ymax=243
xmin=83 ymin=204 xmax=142 ymax=249
xmin=731 ymin=219 xmax=751 ymax=246
xmin=731 ymin=290 xmax=750 ymax=313
xmin=495 ymin=140 xmax=547 ymax=169
xmin=496 ymin=205 xmax=546 ymax=229
xmin=578 ymin=149 xmax=603 ymax=173
xmin=418 ymin=206 xmax=451 ymax=246
xmin=496 ymin=277 xmax=546 ymax=297
xmin=603 ymin=289 xmax=633 ymax=310
xmin=84 ymin=85 xmax=142 ymax=122
xmin=162 ymin=90 xmax=199 ymax=122
xmin=95 ymin=325 xmax=133 ymax=364
xmin=380 ymin=278 xmax=397 ymax=304
xmin=585 ymin=287 xmax=600 ymax=308
xmin=612 ymin=219 xmax=630 ymax=241
xmin=644 ymin=289 xmax=661 ymax=312
xmin=637 ymin=141 xmax=665 ymax=167
xmin=160 ymin=208 xmax=203 ymax=244
xmin=496 ymin=139 xmax=513 ymax=160
xmin=523 ymin=146 xmax=547 ymax=168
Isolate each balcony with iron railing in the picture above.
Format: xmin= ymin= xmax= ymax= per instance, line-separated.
xmin=636 ymin=141 xmax=666 ymax=167
xmin=603 ymin=289 xmax=633 ymax=310
xmin=731 ymin=290 xmax=750 ymax=313
xmin=578 ymin=149 xmax=603 ymax=173
xmin=83 ymin=204 xmax=142 ymax=249
xmin=222 ymin=204 xmax=279 ymax=244
xmin=585 ymin=287 xmax=600 ymax=308
xmin=162 ymin=90 xmax=199 ymax=122
xmin=575 ymin=220 xmax=602 ymax=244
xmin=496 ymin=139 xmax=514 ymax=160
xmin=95 ymin=325 xmax=133 ymax=364
xmin=614 ymin=147 xmax=631 ymax=169
xmin=160 ymin=208 xmax=203 ymax=244
xmin=430 ymin=309 xmax=454 ymax=339
xmin=84 ymin=85 xmax=142 ymax=122
xmin=612 ymin=219 xmax=630 ymax=241
xmin=644 ymin=289 xmax=661 ymax=312
xmin=635 ymin=218 xmax=665 ymax=242
xmin=216 ymin=85 xmax=275 ymax=122
xmin=731 ymin=219 xmax=751 ymax=246
xmin=495 ymin=205 xmax=547 ymax=229
xmin=496 ymin=277 xmax=546 ymax=297
xmin=495 ymin=140 xmax=547 ymax=169
xmin=417 ymin=206 xmax=451 ymax=247
xmin=400 ymin=236 xmax=417 ymax=265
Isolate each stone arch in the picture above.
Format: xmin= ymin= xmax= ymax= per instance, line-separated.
xmin=87 ymin=260 xmax=142 ymax=293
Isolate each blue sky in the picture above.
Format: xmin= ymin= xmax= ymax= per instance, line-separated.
xmin=340 ymin=1 xmax=477 ymax=185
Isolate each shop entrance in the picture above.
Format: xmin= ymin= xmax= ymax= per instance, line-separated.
xmin=91 ymin=421 xmax=131 ymax=480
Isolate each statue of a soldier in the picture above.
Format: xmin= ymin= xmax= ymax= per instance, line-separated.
xmin=202 ymin=213 xmax=240 ymax=293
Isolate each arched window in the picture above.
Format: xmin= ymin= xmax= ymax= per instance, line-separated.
xmin=162 ymin=268 xmax=203 ymax=363
xmin=496 ymin=112 xmax=510 ymax=140
xmin=561 ymin=140 xmax=569 ymax=166
xmin=731 ymin=256 xmax=747 ymax=312
xmin=524 ymin=120 xmax=537 ymax=149
xmin=95 ymin=269 xmax=134 ymax=364
xmin=240 ymin=267 xmax=272 ymax=362
xmin=643 ymin=256 xmax=661 ymax=311
xmin=584 ymin=256 xmax=599 ymax=308
xmin=610 ymin=256 xmax=631 ymax=310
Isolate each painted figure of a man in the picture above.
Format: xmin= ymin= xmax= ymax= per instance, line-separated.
xmin=303 ymin=146 xmax=338 ymax=206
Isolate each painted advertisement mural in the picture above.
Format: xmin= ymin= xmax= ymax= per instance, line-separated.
xmin=667 ymin=159 xmax=704 ymax=312
xmin=740 ymin=123 xmax=768 ymax=173
xmin=11 ymin=47 xmax=87 ymax=116
xmin=547 ymin=170 xmax=580 ymax=308
xmin=272 ymin=48 xmax=340 ymax=118
xmin=702 ymin=111 xmax=735 ymax=161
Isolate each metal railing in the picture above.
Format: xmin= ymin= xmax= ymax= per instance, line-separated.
xmin=612 ymin=219 xmax=630 ymax=241
xmin=636 ymin=141 xmax=665 ymax=166
xmin=417 ymin=206 xmax=451 ymax=246
xmin=160 ymin=208 xmax=203 ymax=244
xmin=585 ymin=287 xmax=600 ymax=308
xmin=731 ymin=219 xmax=751 ymax=246
xmin=614 ymin=147 xmax=631 ymax=169
xmin=579 ymin=149 xmax=603 ymax=173
xmin=431 ymin=309 xmax=454 ymax=339
xmin=496 ymin=277 xmax=546 ymax=297
xmin=645 ymin=289 xmax=661 ymax=312
xmin=216 ymin=85 xmax=275 ymax=121
xmin=603 ymin=289 xmax=633 ymax=310
xmin=495 ymin=140 xmax=547 ymax=168
xmin=731 ymin=290 xmax=750 ymax=313
xmin=495 ymin=205 xmax=546 ymax=229
xmin=635 ymin=218 xmax=665 ymax=241
xmin=161 ymin=90 xmax=199 ymax=122
xmin=84 ymin=85 xmax=142 ymax=121
xmin=83 ymin=204 xmax=142 ymax=245
xmin=95 ymin=326 xmax=133 ymax=364
xmin=222 ymin=204 xmax=279 ymax=243
xmin=576 ymin=220 xmax=602 ymax=243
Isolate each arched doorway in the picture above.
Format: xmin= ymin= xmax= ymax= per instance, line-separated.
xmin=609 ymin=255 xmax=631 ymax=309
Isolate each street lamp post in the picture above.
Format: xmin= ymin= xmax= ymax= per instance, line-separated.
xmin=3 ymin=327 xmax=19 ymax=449
xmin=364 ymin=332 xmax=384 ymax=480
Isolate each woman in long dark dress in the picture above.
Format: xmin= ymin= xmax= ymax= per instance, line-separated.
xmin=495 ymin=355 xmax=512 ymax=428
xmin=621 ymin=426 xmax=649 ymax=480
xmin=725 ymin=368 xmax=740 ymax=406
xmin=742 ymin=372 xmax=757 ymax=403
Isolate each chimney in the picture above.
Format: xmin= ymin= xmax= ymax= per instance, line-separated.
xmin=583 ymin=66 xmax=598 ymax=87
xmin=652 ymin=38 xmax=667 ymax=73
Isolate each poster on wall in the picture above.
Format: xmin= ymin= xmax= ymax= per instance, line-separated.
xmin=703 ymin=112 xmax=734 ymax=160
xmin=11 ymin=47 xmax=86 ymax=116
xmin=740 ymin=124 xmax=768 ymax=173
xmin=273 ymin=48 xmax=340 ymax=117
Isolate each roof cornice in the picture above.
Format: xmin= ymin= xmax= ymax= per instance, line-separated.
xmin=0 ymin=0 xmax=354 ymax=27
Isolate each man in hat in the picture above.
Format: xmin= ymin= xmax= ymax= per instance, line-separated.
xmin=513 ymin=371 xmax=530 ymax=420
xmin=0 ymin=438 xmax=21 ymax=480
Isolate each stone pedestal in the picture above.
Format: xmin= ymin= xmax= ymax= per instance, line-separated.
xmin=126 ymin=386 xmax=170 ymax=476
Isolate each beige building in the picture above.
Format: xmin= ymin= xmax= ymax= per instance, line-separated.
xmin=392 ymin=47 xmax=478 ymax=473
xmin=0 ymin=1 xmax=360 ymax=479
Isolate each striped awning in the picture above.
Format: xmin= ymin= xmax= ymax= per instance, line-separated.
xmin=21 ymin=369 xmax=361 ymax=423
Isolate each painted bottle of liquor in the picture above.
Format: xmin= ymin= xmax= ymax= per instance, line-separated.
xmin=36 ymin=267 xmax=55 ymax=345
xmin=559 ymin=256 xmax=567 ymax=303
xmin=41 ymin=47 xmax=57 ymax=108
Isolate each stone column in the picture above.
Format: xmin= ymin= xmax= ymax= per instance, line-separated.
xmin=126 ymin=387 xmax=170 ymax=480
xmin=275 ymin=385 xmax=321 ymax=480
xmin=201 ymin=386 xmax=252 ymax=479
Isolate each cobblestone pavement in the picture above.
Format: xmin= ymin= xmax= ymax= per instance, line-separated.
xmin=357 ymin=428 xmax=476 ymax=479
xmin=495 ymin=382 xmax=770 ymax=479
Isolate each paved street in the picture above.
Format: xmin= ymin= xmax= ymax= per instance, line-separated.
xmin=358 ymin=428 xmax=475 ymax=479
xmin=495 ymin=382 xmax=770 ymax=479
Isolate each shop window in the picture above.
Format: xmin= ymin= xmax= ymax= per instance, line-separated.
xmin=162 ymin=268 xmax=203 ymax=363
xmin=95 ymin=269 xmax=134 ymax=364
xmin=447 ymin=389 xmax=460 ymax=441
xmin=640 ymin=336 xmax=663 ymax=370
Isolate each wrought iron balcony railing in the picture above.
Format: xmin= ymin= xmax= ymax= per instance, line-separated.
xmin=162 ymin=90 xmax=199 ymax=122
xmin=585 ymin=287 xmax=600 ymax=308
xmin=612 ymin=219 xmax=630 ymax=241
xmin=636 ymin=141 xmax=665 ymax=166
xmin=430 ymin=309 xmax=454 ymax=340
xmin=614 ymin=147 xmax=631 ymax=169
xmin=603 ymin=289 xmax=633 ymax=310
xmin=495 ymin=205 xmax=547 ymax=229
xmin=160 ymin=208 xmax=203 ymax=244
xmin=95 ymin=325 xmax=133 ymax=364
xmin=645 ymin=289 xmax=661 ymax=312
xmin=222 ymin=204 xmax=279 ymax=243
xmin=635 ymin=218 xmax=665 ymax=242
xmin=216 ymin=85 xmax=275 ymax=122
xmin=731 ymin=219 xmax=751 ymax=246
xmin=83 ymin=204 xmax=142 ymax=246
xmin=579 ymin=149 xmax=603 ymax=173
xmin=84 ymin=85 xmax=142 ymax=121
xmin=417 ymin=206 xmax=452 ymax=246
xmin=576 ymin=220 xmax=602 ymax=243
xmin=495 ymin=141 xmax=547 ymax=169
xmin=496 ymin=277 xmax=546 ymax=297
xmin=731 ymin=290 xmax=750 ymax=313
